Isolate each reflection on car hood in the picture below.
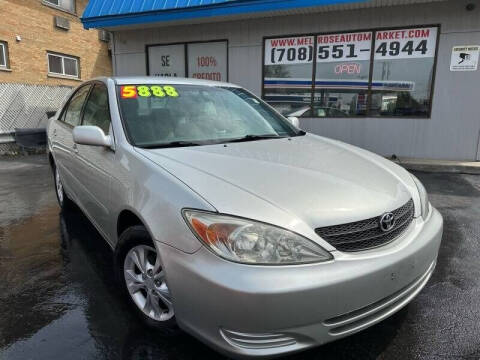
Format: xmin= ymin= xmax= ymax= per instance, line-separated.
xmin=136 ymin=134 xmax=418 ymax=231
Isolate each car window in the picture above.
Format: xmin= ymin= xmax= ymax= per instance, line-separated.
xmin=299 ymin=109 xmax=312 ymax=118
xmin=63 ymin=85 xmax=91 ymax=127
xmin=328 ymin=108 xmax=347 ymax=117
xmin=117 ymin=85 xmax=300 ymax=147
xmin=82 ymin=84 xmax=111 ymax=134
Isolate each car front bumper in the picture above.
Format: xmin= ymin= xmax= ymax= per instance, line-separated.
xmin=158 ymin=207 xmax=443 ymax=359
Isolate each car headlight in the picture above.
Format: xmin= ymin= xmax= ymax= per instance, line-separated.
xmin=410 ymin=174 xmax=430 ymax=220
xmin=183 ymin=210 xmax=332 ymax=265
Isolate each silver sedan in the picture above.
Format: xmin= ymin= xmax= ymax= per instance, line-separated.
xmin=47 ymin=76 xmax=443 ymax=359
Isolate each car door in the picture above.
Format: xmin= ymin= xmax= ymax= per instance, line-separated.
xmin=73 ymin=83 xmax=115 ymax=238
xmin=50 ymin=84 xmax=92 ymax=201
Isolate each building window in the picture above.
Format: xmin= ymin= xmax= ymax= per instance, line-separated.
xmin=146 ymin=40 xmax=228 ymax=82
xmin=369 ymin=28 xmax=438 ymax=117
xmin=263 ymin=26 xmax=439 ymax=118
xmin=263 ymin=36 xmax=314 ymax=116
xmin=0 ymin=41 xmax=9 ymax=69
xmin=43 ymin=0 xmax=75 ymax=13
xmin=314 ymin=31 xmax=373 ymax=117
xmin=47 ymin=52 xmax=79 ymax=78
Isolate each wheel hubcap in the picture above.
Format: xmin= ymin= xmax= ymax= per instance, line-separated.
xmin=124 ymin=245 xmax=174 ymax=322
xmin=55 ymin=169 xmax=64 ymax=204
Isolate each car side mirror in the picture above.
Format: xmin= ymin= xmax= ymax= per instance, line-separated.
xmin=287 ymin=116 xmax=300 ymax=128
xmin=73 ymin=125 xmax=112 ymax=147
xmin=46 ymin=111 xmax=57 ymax=119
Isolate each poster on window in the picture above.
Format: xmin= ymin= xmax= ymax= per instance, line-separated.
xmin=148 ymin=44 xmax=186 ymax=77
xmin=316 ymin=31 xmax=373 ymax=63
xmin=374 ymin=27 xmax=438 ymax=60
xmin=187 ymin=41 xmax=228 ymax=82
xmin=264 ymin=36 xmax=314 ymax=65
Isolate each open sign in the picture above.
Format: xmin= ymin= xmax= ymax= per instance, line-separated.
xmin=335 ymin=63 xmax=362 ymax=74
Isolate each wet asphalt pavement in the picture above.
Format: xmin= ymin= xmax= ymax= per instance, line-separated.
xmin=0 ymin=155 xmax=479 ymax=360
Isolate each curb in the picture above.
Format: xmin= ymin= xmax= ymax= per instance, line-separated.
xmin=392 ymin=158 xmax=480 ymax=175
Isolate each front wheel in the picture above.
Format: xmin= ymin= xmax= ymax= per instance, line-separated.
xmin=117 ymin=226 xmax=178 ymax=333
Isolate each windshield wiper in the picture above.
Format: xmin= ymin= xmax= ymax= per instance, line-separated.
xmin=224 ymin=134 xmax=286 ymax=143
xmin=140 ymin=141 xmax=202 ymax=149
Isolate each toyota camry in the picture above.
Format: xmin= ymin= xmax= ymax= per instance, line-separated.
xmin=47 ymin=76 xmax=443 ymax=358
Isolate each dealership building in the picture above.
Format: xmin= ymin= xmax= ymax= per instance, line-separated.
xmin=81 ymin=0 xmax=480 ymax=161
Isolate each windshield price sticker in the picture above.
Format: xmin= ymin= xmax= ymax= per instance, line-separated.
xmin=265 ymin=36 xmax=314 ymax=65
xmin=120 ymin=85 xmax=179 ymax=99
xmin=374 ymin=27 xmax=437 ymax=60
xmin=317 ymin=32 xmax=373 ymax=63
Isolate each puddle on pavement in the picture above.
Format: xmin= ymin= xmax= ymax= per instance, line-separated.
xmin=0 ymin=204 xmax=223 ymax=360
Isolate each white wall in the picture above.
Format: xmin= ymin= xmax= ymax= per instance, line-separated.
xmin=112 ymin=0 xmax=480 ymax=160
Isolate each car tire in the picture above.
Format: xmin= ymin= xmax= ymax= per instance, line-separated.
xmin=116 ymin=226 xmax=179 ymax=334
xmin=52 ymin=163 xmax=74 ymax=211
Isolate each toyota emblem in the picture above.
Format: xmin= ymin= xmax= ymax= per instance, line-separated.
xmin=379 ymin=212 xmax=396 ymax=232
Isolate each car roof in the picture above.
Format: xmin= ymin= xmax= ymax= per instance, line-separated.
xmin=95 ymin=76 xmax=241 ymax=88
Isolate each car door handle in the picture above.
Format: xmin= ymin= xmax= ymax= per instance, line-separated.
xmin=73 ymin=144 xmax=78 ymax=154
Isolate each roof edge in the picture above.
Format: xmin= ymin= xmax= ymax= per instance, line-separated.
xmin=81 ymin=0 xmax=369 ymax=29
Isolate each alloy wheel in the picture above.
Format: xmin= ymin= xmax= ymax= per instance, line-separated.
xmin=123 ymin=245 xmax=174 ymax=322
xmin=55 ymin=168 xmax=64 ymax=205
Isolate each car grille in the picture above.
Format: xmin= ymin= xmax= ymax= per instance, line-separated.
xmin=315 ymin=199 xmax=414 ymax=252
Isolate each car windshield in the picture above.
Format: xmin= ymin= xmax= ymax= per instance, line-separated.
xmin=117 ymin=84 xmax=302 ymax=148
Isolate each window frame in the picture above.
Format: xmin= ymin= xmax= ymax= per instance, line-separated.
xmin=262 ymin=24 xmax=441 ymax=119
xmin=0 ymin=41 xmax=10 ymax=69
xmin=42 ymin=0 xmax=76 ymax=15
xmin=58 ymin=84 xmax=92 ymax=128
xmin=145 ymin=39 xmax=229 ymax=81
xmin=47 ymin=51 xmax=80 ymax=79
xmin=81 ymin=82 xmax=112 ymax=134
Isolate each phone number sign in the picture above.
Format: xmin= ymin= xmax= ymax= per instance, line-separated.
xmin=317 ymin=31 xmax=373 ymax=63
xmin=265 ymin=36 xmax=314 ymax=65
xmin=265 ymin=27 xmax=437 ymax=66
xmin=374 ymin=27 xmax=438 ymax=60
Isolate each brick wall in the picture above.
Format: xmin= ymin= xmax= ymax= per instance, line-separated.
xmin=0 ymin=0 xmax=112 ymax=87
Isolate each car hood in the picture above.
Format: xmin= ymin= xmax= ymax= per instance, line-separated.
xmin=136 ymin=134 xmax=419 ymax=242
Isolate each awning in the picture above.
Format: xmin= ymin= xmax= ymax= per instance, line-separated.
xmin=81 ymin=0 xmax=369 ymax=29
xmin=81 ymin=0 xmax=445 ymax=30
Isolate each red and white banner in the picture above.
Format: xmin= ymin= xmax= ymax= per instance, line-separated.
xmin=188 ymin=41 xmax=228 ymax=82
xmin=316 ymin=31 xmax=373 ymax=63
xmin=374 ymin=27 xmax=438 ymax=60
xmin=264 ymin=36 xmax=314 ymax=65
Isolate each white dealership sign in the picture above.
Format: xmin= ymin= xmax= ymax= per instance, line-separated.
xmin=374 ymin=27 xmax=438 ymax=60
xmin=264 ymin=36 xmax=314 ymax=65
xmin=148 ymin=44 xmax=186 ymax=77
xmin=316 ymin=31 xmax=373 ymax=63
xmin=187 ymin=41 xmax=228 ymax=82
xmin=450 ymin=45 xmax=479 ymax=71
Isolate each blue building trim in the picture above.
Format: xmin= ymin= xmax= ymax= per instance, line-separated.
xmin=81 ymin=0 xmax=369 ymax=29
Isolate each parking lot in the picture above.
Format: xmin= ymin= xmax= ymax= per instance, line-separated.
xmin=0 ymin=154 xmax=479 ymax=360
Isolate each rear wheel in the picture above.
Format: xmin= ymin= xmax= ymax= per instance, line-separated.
xmin=117 ymin=226 xmax=178 ymax=333
xmin=53 ymin=165 xmax=73 ymax=210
